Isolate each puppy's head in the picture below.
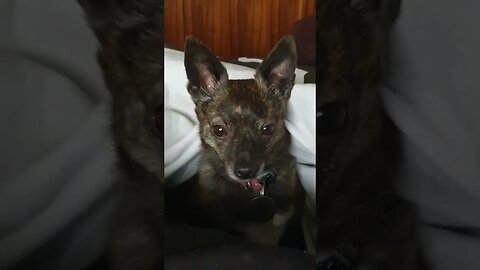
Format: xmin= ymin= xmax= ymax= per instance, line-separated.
xmin=184 ymin=36 xmax=296 ymax=183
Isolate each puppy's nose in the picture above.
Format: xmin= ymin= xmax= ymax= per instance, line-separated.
xmin=235 ymin=167 xmax=252 ymax=179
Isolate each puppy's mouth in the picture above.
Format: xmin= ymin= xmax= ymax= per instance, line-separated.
xmin=240 ymin=179 xmax=264 ymax=193
xmin=226 ymin=166 xmax=277 ymax=195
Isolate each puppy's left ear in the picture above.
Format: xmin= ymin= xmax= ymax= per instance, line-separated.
xmin=255 ymin=35 xmax=297 ymax=99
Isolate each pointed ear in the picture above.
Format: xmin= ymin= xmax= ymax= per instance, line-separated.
xmin=255 ymin=35 xmax=297 ymax=99
xmin=184 ymin=36 xmax=228 ymax=102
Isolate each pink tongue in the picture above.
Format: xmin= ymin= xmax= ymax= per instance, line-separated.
xmin=240 ymin=180 xmax=263 ymax=192
xmin=250 ymin=180 xmax=263 ymax=191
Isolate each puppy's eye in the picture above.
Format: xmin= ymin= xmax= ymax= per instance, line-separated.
xmin=261 ymin=124 xmax=274 ymax=136
xmin=317 ymin=102 xmax=349 ymax=135
xmin=153 ymin=106 xmax=163 ymax=139
xmin=211 ymin=125 xmax=227 ymax=138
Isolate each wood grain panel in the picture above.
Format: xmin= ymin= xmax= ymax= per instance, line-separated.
xmin=165 ymin=0 xmax=316 ymax=59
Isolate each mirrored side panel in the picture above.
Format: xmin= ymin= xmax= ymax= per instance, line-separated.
xmin=78 ymin=0 xmax=165 ymax=269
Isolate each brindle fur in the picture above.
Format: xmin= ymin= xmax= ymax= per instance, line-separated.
xmin=316 ymin=0 xmax=425 ymax=269
xmin=78 ymin=0 xmax=164 ymax=269
xmin=168 ymin=37 xmax=305 ymax=245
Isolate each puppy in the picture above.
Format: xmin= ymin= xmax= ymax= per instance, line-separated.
xmin=168 ymin=36 xmax=306 ymax=246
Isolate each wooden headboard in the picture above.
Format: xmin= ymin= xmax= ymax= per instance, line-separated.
xmin=165 ymin=0 xmax=315 ymax=59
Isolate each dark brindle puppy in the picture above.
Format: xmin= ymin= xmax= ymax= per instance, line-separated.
xmin=78 ymin=0 xmax=164 ymax=269
xmin=168 ymin=36 xmax=305 ymax=245
xmin=316 ymin=0 xmax=425 ymax=269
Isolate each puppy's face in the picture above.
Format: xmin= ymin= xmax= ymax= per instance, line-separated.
xmin=184 ymin=36 xmax=297 ymax=183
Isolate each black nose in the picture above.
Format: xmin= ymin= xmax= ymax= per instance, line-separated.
xmin=235 ymin=167 xmax=252 ymax=179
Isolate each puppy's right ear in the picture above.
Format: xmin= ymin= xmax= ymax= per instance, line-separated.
xmin=184 ymin=37 xmax=228 ymax=102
